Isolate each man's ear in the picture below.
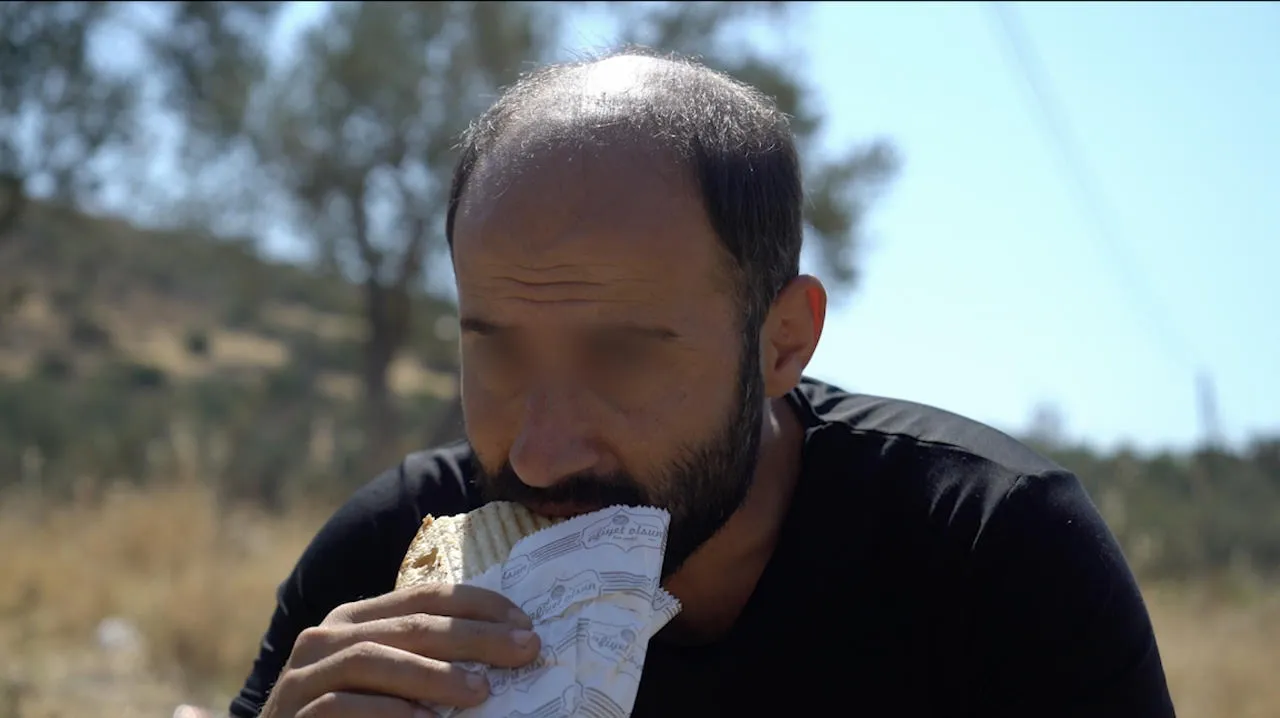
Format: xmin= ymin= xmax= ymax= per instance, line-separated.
xmin=760 ymin=275 xmax=827 ymax=398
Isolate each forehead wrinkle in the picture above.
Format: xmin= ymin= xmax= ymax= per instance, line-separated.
xmin=488 ymin=261 xmax=629 ymax=283
xmin=454 ymin=119 xmax=740 ymax=315
xmin=489 ymin=296 xmax=648 ymax=309
xmin=476 ymin=277 xmax=668 ymax=306
xmin=507 ymin=262 xmax=609 ymax=276
xmin=469 ymin=254 xmax=666 ymax=287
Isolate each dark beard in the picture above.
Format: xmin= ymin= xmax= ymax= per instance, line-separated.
xmin=473 ymin=331 xmax=765 ymax=580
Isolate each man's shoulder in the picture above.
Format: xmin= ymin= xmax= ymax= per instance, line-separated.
xmin=396 ymin=440 xmax=483 ymax=503
xmin=788 ymin=388 xmax=1171 ymax=715
xmin=796 ymin=376 xmax=1065 ymax=480
xmin=289 ymin=442 xmax=482 ymax=603
xmin=337 ymin=440 xmax=482 ymax=529
xmin=793 ymin=378 xmax=1075 ymax=553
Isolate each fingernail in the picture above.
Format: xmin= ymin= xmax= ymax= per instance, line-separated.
xmin=466 ymin=670 xmax=488 ymax=692
xmin=510 ymin=628 xmax=535 ymax=647
xmin=508 ymin=608 xmax=533 ymax=629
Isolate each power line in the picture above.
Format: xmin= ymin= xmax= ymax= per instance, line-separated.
xmin=986 ymin=2 xmax=1201 ymax=370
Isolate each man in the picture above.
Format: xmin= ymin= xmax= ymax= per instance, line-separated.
xmin=232 ymin=48 xmax=1175 ymax=718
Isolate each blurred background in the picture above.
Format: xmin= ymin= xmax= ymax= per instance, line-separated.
xmin=0 ymin=2 xmax=1276 ymax=716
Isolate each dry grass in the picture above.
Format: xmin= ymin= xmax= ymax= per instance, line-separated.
xmin=1145 ymin=581 xmax=1280 ymax=718
xmin=0 ymin=481 xmax=329 ymax=716
xmin=0 ymin=291 xmax=456 ymax=403
xmin=0 ymin=482 xmax=1276 ymax=718
xmin=260 ymin=302 xmax=363 ymax=344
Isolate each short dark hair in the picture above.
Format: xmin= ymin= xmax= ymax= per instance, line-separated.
xmin=446 ymin=46 xmax=804 ymax=330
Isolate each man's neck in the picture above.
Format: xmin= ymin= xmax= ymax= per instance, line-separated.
xmin=658 ymin=394 xmax=806 ymax=644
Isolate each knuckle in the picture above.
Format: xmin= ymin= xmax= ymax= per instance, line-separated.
xmin=406 ymin=613 xmax=488 ymax=659
xmin=294 ymin=691 xmax=366 ymax=716
xmin=296 ymin=625 xmax=338 ymax=649
xmin=320 ymin=604 xmax=352 ymax=626
xmin=263 ymin=669 xmax=306 ymax=713
xmin=437 ymin=614 xmax=472 ymax=636
xmin=295 ymin=692 xmax=343 ymax=718
xmin=402 ymin=611 xmax=443 ymax=634
xmin=340 ymin=639 xmax=384 ymax=667
xmin=452 ymin=616 xmax=498 ymax=646
xmin=290 ymin=626 xmax=342 ymax=666
xmin=410 ymin=582 xmax=449 ymax=600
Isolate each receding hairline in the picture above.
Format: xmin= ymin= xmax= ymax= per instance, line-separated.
xmin=447 ymin=46 xmax=805 ymax=329
xmin=451 ymin=46 xmax=795 ymax=226
xmin=478 ymin=52 xmax=761 ymax=162
xmin=456 ymin=51 xmax=737 ymax=235
xmin=453 ymin=133 xmax=745 ymax=303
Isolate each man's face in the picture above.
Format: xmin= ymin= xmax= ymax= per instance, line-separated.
xmin=451 ymin=137 xmax=764 ymax=578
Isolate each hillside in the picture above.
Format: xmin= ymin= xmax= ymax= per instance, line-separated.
xmin=0 ymin=200 xmax=462 ymax=504
xmin=1 ymin=200 xmax=1277 ymax=578
xmin=0 ymin=204 xmax=1277 ymax=718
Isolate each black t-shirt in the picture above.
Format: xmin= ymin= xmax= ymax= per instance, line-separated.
xmin=230 ymin=378 xmax=1175 ymax=717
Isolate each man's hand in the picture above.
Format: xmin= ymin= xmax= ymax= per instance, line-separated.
xmin=259 ymin=584 xmax=541 ymax=717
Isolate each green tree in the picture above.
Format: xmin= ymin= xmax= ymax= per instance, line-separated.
xmin=152 ymin=1 xmax=900 ymax=470
xmin=0 ymin=1 xmax=139 ymax=331
xmin=0 ymin=1 xmax=137 ymax=234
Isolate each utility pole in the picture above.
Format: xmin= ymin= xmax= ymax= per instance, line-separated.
xmin=1196 ymin=370 xmax=1224 ymax=451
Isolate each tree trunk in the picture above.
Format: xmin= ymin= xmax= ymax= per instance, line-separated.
xmin=0 ymin=173 xmax=26 ymax=240
xmin=363 ymin=335 xmax=398 ymax=474
xmin=361 ymin=279 xmax=408 ymax=475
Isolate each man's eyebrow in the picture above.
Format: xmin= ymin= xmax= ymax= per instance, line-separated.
xmin=590 ymin=322 xmax=680 ymax=341
xmin=459 ymin=317 xmax=507 ymax=336
xmin=459 ymin=317 xmax=679 ymax=341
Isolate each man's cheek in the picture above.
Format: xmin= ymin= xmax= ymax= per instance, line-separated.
xmin=621 ymin=390 xmax=706 ymax=445
xmin=460 ymin=376 xmax=517 ymax=460
xmin=460 ymin=366 xmax=515 ymax=418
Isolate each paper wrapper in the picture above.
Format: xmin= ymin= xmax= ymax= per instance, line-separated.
xmin=431 ymin=505 xmax=681 ymax=718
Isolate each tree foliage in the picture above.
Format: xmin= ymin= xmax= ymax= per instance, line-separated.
xmin=0 ymin=2 xmax=902 ymax=468
xmin=135 ymin=1 xmax=899 ymax=467
xmin=0 ymin=2 xmax=138 ymax=232
xmin=0 ymin=1 xmax=1273 ymax=584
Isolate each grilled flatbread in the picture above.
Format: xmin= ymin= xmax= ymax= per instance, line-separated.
xmin=395 ymin=501 xmax=561 ymax=588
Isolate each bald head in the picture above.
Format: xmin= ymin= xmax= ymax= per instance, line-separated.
xmin=485 ymin=54 xmax=773 ymax=155
xmin=446 ymin=46 xmax=805 ymax=328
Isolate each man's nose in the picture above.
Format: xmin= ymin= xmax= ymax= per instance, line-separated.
xmin=508 ymin=386 xmax=600 ymax=489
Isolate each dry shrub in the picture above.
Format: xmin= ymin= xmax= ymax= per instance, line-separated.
xmin=1 ymin=479 xmax=1277 ymax=716
xmin=0 ymin=479 xmax=326 ymax=707
xmin=1145 ymin=582 xmax=1280 ymax=718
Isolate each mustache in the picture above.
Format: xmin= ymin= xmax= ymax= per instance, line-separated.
xmin=476 ymin=462 xmax=650 ymax=508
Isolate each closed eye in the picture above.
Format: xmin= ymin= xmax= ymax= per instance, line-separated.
xmin=465 ymin=333 xmax=522 ymax=372
xmin=591 ymin=337 xmax=646 ymax=364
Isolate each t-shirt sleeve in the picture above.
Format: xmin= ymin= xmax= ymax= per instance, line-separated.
xmin=227 ymin=454 xmax=471 ymax=718
xmin=967 ymin=470 xmax=1176 ymax=718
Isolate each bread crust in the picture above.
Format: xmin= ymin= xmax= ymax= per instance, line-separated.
xmin=395 ymin=501 xmax=561 ymax=589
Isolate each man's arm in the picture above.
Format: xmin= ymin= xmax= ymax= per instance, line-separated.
xmin=228 ymin=481 xmax=404 ymax=718
xmin=229 ymin=575 xmax=318 ymax=717
xmin=968 ymin=470 xmax=1176 ymax=718
xmin=228 ymin=453 xmax=475 ymax=717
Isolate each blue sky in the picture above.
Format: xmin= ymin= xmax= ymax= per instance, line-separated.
xmin=560 ymin=2 xmax=1279 ymax=451
xmin=787 ymin=2 xmax=1279 ymax=452
xmin=269 ymin=2 xmax=1278 ymax=451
